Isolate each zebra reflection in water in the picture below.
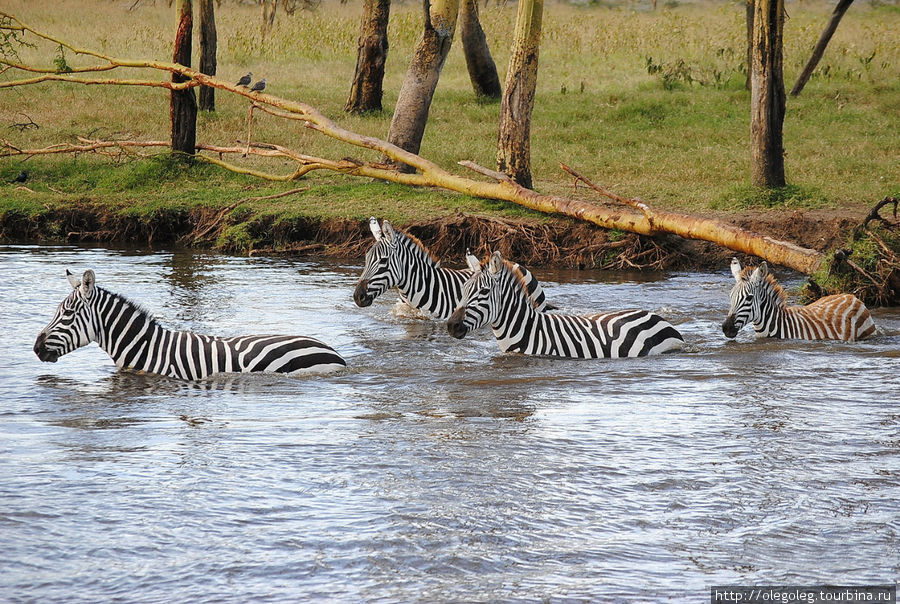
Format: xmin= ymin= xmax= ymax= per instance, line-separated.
xmin=447 ymin=251 xmax=684 ymax=358
xmin=722 ymin=258 xmax=876 ymax=342
xmin=34 ymin=269 xmax=346 ymax=380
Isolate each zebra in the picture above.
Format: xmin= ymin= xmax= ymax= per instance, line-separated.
xmin=33 ymin=269 xmax=346 ymax=380
xmin=722 ymin=258 xmax=876 ymax=342
xmin=447 ymin=251 xmax=684 ymax=358
xmin=353 ymin=217 xmax=552 ymax=319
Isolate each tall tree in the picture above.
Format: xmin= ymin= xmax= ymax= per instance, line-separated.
xmin=171 ymin=0 xmax=197 ymax=155
xmin=198 ymin=0 xmax=217 ymax=112
xmin=750 ymin=0 xmax=785 ymax=188
xmin=459 ymin=0 xmax=501 ymax=100
xmin=790 ymin=0 xmax=854 ymax=96
xmin=345 ymin=0 xmax=391 ymax=114
xmin=496 ymin=0 xmax=542 ymax=189
xmin=386 ymin=0 xmax=459 ymax=172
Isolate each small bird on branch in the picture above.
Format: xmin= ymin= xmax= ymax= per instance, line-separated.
xmin=10 ymin=171 xmax=28 ymax=183
xmin=235 ymin=72 xmax=252 ymax=87
xmin=250 ymin=78 xmax=266 ymax=93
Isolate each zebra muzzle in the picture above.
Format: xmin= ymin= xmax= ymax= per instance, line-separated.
xmin=33 ymin=332 xmax=59 ymax=362
xmin=353 ymin=280 xmax=374 ymax=307
xmin=447 ymin=309 xmax=468 ymax=339
xmin=721 ymin=315 xmax=739 ymax=339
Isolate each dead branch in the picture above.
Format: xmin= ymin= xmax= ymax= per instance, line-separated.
xmin=9 ymin=113 xmax=38 ymax=131
xmin=862 ymin=196 xmax=898 ymax=230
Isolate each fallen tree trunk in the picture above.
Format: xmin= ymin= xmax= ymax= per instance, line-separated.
xmin=557 ymin=165 xmax=823 ymax=274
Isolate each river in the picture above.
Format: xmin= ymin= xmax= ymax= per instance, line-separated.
xmin=1 ymin=244 xmax=898 ymax=602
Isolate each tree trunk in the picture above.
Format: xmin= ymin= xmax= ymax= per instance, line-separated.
xmin=345 ymin=0 xmax=391 ymax=114
xmin=750 ymin=0 xmax=785 ymax=188
xmin=745 ymin=0 xmax=753 ymax=91
xmin=261 ymin=0 xmax=277 ymax=33
xmin=171 ymin=0 xmax=197 ymax=155
xmin=198 ymin=0 xmax=217 ymax=112
xmin=790 ymin=0 xmax=854 ymax=96
xmin=496 ymin=0 xmax=542 ymax=189
xmin=386 ymin=0 xmax=459 ymax=173
xmin=459 ymin=0 xmax=501 ymax=100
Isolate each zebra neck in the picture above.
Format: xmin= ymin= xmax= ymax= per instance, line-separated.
xmin=93 ymin=288 xmax=169 ymax=369
xmin=393 ymin=236 xmax=458 ymax=315
xmin=491 ymin=269 xmax=540 ymax=348
xmin=752 ymin=283 xmax=788 ymax=337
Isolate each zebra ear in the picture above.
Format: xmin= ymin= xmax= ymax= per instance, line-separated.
xmin=368 ymin=217 xmax=382 ymax=241
xmin=66 ymin=269 xmax=80 ymax=289
xmin=730 ymin=257 xmax=742 ymax=282
xmin=465 ymin=249 xmax=481 ymax=272
xmin=751 ymin=262 xmax=768 ymax=283
xmin=381 ymin=220 xmax=395 ymax=243
xmin=80 ymin=270 xmax=95 ymax=297
xmin=488 ymin=251 xmax=503 ymax=275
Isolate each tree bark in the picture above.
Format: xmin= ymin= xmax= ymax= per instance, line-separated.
xmin=261 ymin=0 xmax=276 ymax=33
xmin=345 ymin=0 xmax=391 ymax=114
xmin=198 ymin=0 xmax=217 ymax=112
xmin=171 ymin=0 xmax=197 ymax=155
xmin=790 ymin=0 xmax=854 ymax=96
xmin=750 ymin=0 xmax=785 ymax=188
xmin=496 ymin=0 xmax=542 ymax=189
xmin=459 ymin=0 xmax=501 ymax=100
xmin=745 ymin=0 xmax=753 ymax=91
xmin=386 ymin=0 xmax=459 ymax=173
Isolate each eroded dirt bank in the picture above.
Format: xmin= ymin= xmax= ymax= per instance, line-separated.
xmin=0 ymin=203 xmax=864 ymax=272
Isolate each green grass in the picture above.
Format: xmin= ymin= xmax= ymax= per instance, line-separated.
xmin=1 ymin=0 xmax=898 ymax=231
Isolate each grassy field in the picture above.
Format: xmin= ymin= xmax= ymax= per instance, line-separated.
xmin=1 ymin=0 xmax=898 ymax=232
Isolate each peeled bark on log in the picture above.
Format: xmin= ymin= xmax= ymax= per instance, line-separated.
xmin=345 ymin=0 xmax=391 ymax=113
xmin=790 ymin=0 xmax=854 ymax=96
xmin=497 ymin=0 xmax=542 ymax=189
xmin=386 ymin=0 xmax=459 ymax=172
xmin=459 ymin=0 xmax=501 ymax=99
xmin=171 ymin=0 xmax=197 ymax=154
xmin=750 ymin=0 xmax=786 ymax=188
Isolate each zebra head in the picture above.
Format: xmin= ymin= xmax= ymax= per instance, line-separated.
xmin=722 ymin=258 xmax=767 ymax=338
xmin=447 ymin=251 xmax=503 ymax=339
xmin=34 ymin=269 xmax=98 ymax=363
xmin=353 ymin=217 xmax=400 ymax=307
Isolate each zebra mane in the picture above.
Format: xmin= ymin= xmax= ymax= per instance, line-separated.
xmin=98 ymin=286 xmax=163 ymax=328
xmin=396 ymin=229 xmax=440 ymax=265
xmin=502 ymin=260 xmax=540 ymax=310
xmin=742 ymin=266 xmax=787 ymax=307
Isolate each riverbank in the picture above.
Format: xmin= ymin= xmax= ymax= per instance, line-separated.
xmin=0 ymin=177 xmax=867 ymax=272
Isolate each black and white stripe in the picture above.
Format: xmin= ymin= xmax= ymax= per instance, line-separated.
xmin=353 ymin=217 xmax=551 ymax=319
xmin=447 ymin=251 xmax=684 ymax=358
xmin=722 ymin=258 xmax=876 ymax=342
xmin=33 ymin=269 xmax=346 ymax=379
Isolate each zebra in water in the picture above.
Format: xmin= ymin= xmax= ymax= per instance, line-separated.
xmin=353 ymin=217 xmax=552 ymax=319
xmin=722 ymin=258 xmax=876 ymax=342
xmin=33 ymin=269 xmax=346 ymax=379
xmin=447 ymin=251 xmax=684 ymax=358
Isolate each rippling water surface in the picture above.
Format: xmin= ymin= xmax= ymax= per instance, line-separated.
xmin=1 ymin=245 xmax=898 ymax=602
